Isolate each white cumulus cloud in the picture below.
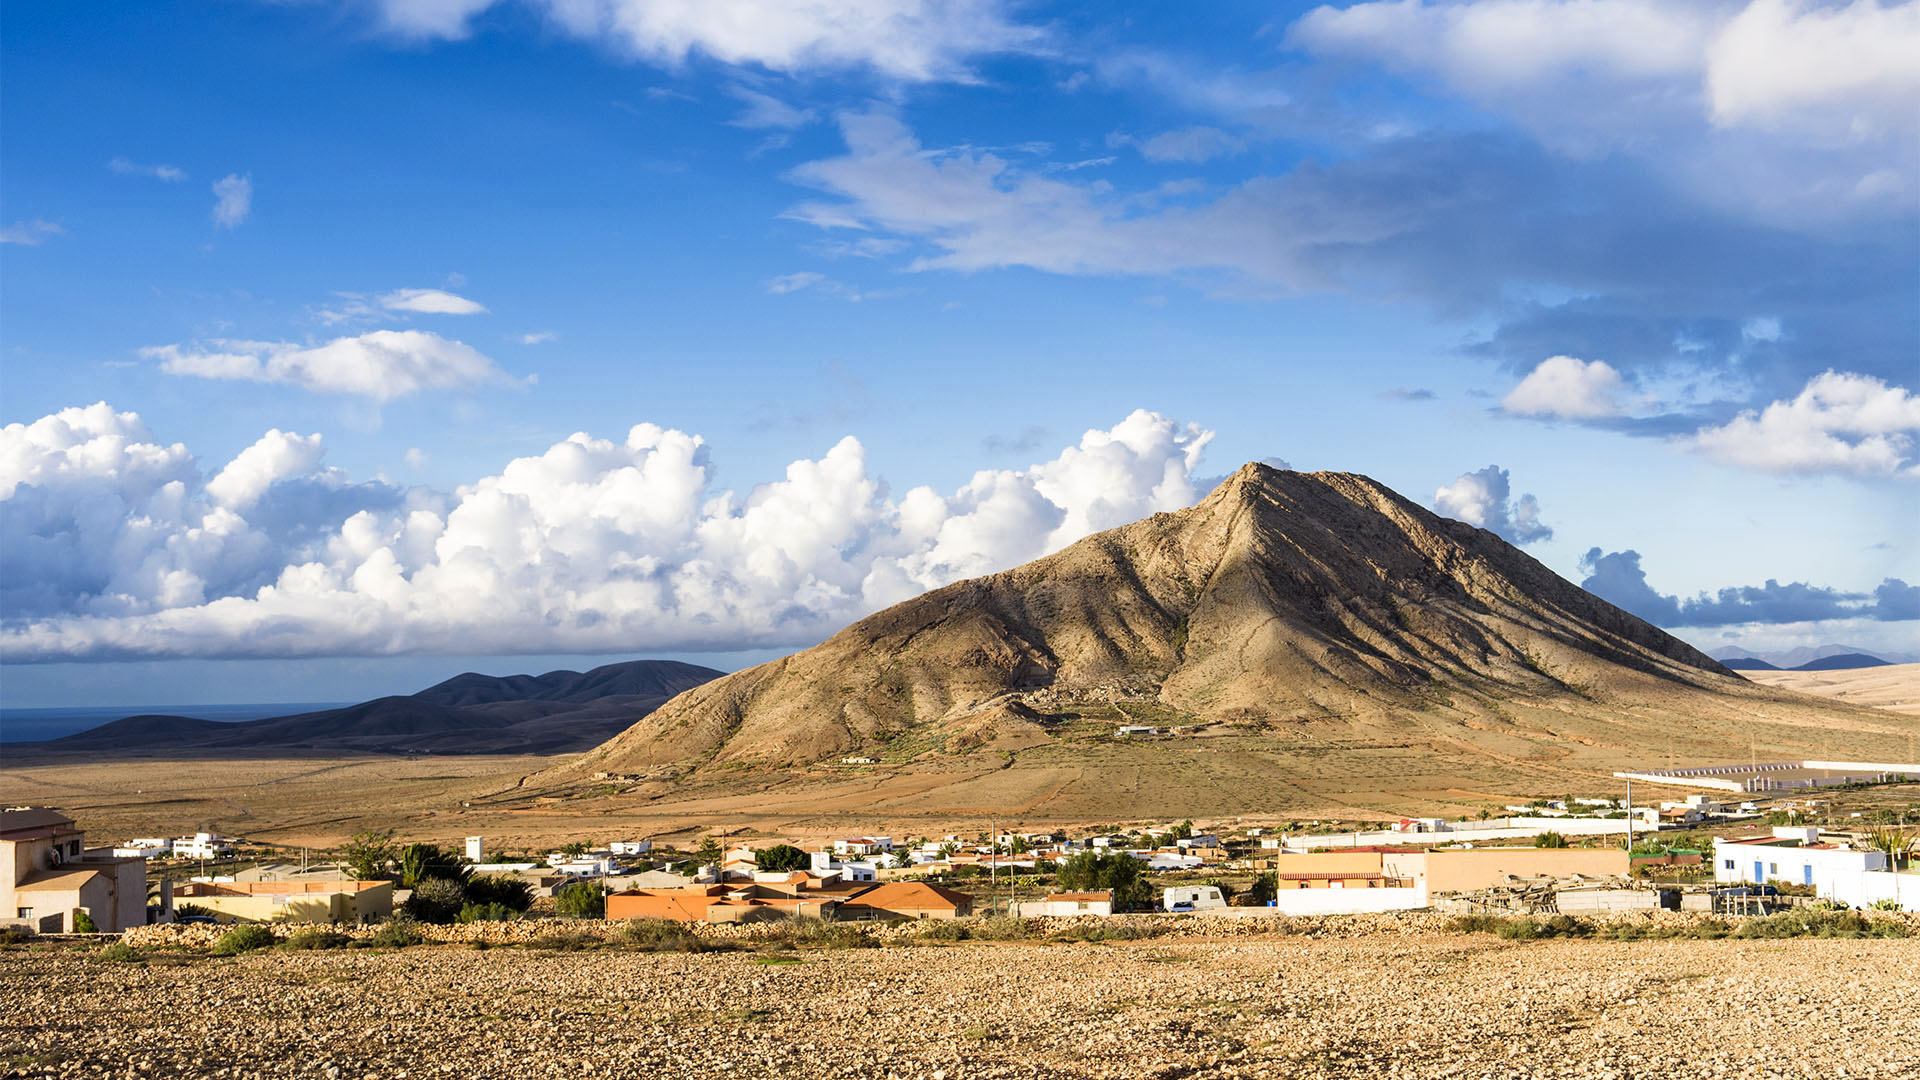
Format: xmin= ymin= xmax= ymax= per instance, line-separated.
xmin=109 ymin=157 xmax=187 ymax=182
xmin=142 ymin=330 xmax=516 ymax=401
xmin=0 ymin=406 xmax=1213 ymax=661
xmin=212 ymin=173 xmax=253 ymax=229
xmin=372 ymin=0 xmax=1046 ymax=82
xmin=1501 ymin=355 xmax=1630 ymax=419
xmin=1432 ymin=465 xmax=1553 ymax=545
xmin=1686 ymin=370 xmax=1920 ymax=476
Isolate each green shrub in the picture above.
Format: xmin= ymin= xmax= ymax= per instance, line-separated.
xmin=463 ymin=875 xmax=534 ymax=912
xmin=281 ymin=930 xmax=351 ymax=950
xmin=618 ymin=918 xmax=708 ymax=952
xmin=1868 ymin=899 xmax=1904 ymax=912
xmin=554 ymin=882 xmax=607 ymax=919
xmin=760 ymin=919 xmax=875 ymax=950
xmin=211 ymin=924 xmax=277 ymax=955
xmin=1494 ymin=917 xmax=1543 ymax=940
xmin=97 ymin=942 xmax=143 ymax=963
xmin=1534 ymin=832 xmax=1570 ymax=849
xmin=0 ymin=926 xmax=30 ymax=946
xmin=455 ymin=901 xmax=520 ymax=923
xmin=368 ymin=917 xmax=424 ymax=949
xmin=73 ymin=911 xmax=100 ymax=934
xmin=403 ymin=876 xmax=469 ymax=924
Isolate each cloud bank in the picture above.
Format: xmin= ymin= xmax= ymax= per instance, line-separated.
xmin=372 ymin=0 xmax=1046 ymax=82
xmin=1 ymin=405 xmax=1211 ymax=661
xmin=1578 ymin=547 xmax=1916 ymax=628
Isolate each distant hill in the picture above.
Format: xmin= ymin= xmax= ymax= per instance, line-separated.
xmin=30 ymin=660 xmax=725 ymax=756
xmin=542 ymin=464 xmax=1903 ymax=794
xmin=1792 ymin=653 xmax=1892 ymax=672
xmin=1721 ymin=657 xmax=1781 ymax=671
xmin=1711 ymin=644 xmax=1902 ymax=669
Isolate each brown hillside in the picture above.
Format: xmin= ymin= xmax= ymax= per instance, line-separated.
xmin=548 ymin=464 xmax=1904 ymax=786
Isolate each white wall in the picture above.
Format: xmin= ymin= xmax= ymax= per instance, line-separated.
xmin=1253 ymin=886 xmax=1429 ymax=917
xmin=1824 ymin=870 xmax=1920 ymax=912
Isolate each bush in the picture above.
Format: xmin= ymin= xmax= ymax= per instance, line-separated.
xmin=455 ymin=901 xmax=520 ymax=924
xmin=528 ymin=931 xmax=603 ymax=951
xmin=1054 ymin=851 xmax=1153 ymax=911
xmin=760 ymin=919 xmax=875 ymax=950
xmin=97 ymin=942 xmax=143 ymax=963
xmin=1535 ymin=832 xmax=1570 ymax=849
xmin=1730 ymin=910 xmax=1908 ymax=940
xmin=404 ymin=876 xmax=469 ymax=924
xmin=281 ymin=930 xmax=351 ymax=950
xmin=211 ymin=924 xmax=277 ymax=955
xmin=554 ymin=882 xmax=607 ymax=919
xmin=73 ymin=911 xmax=100 ymax=934
xmin=367 ymin=917 xmax=424 ymax=949
xmin=618 ymin=918 xmax=708 ymax=953
xmin=464 ymin=875 xmax=534 ymax=912
xmin=1452 ymin=914 xmax=1589 ymax=940
xmin=1869 ymin=899 xmax=1905 ymax=912
xmin=0 ymin=926 xmax=31 ymax=946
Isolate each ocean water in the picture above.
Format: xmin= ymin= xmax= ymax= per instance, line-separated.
xmin=0 ymin=703 xmax=352 ymax=744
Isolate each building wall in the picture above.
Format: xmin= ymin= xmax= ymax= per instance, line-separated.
xmin=1393 ymin=849 xmax=1630 ymax=894
xmin=1263 ymin=886 xmax=1428 ymax=916
xmin=1710 ymin=842 xmax=1885 ymax=889
xmin=1268 ymin=853 xmax=1385 ymax=876
xmin=1824 ymin=870 xmax=1920 ymax=912
xmin=179 ymin=883 xmax=392 ymax=924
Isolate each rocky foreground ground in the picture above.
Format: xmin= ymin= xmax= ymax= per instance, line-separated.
xmin=5 ymin=918 xmax=1919 ymax=1080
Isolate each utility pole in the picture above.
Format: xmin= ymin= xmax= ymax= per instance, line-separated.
xmin=1625 ymin=776 xmax=1633 ymax=854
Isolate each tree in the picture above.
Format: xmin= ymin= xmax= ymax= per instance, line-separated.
xmin=757 ymin=844 xmax=808 ymax=873
xmin=464 ymin=875 xmax=534 ymax=912
xmin=555 ymin=881 xmax=607 ymax=918
xmin=695 ymin=837 xmax=724 ymax=870
xmin=1008 ymin=836 xmax=1031 ymax=855
xmin=1055 ymin=851 xmax=1152 ymax=910
xmin=1246 ymin=873 xmax=1277 ymax=906
xmin=340 ymin=829 xmax=396 ymax=881
xmin=399 ymin=843 xmax=470 ymax=889
xmin=1536 ymin=831 xmax=1570 ymax=849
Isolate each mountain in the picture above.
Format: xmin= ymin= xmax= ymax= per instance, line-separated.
xmin=551 ymin=464 xmax=1904 ymax=791
xmin=1792 ymin=653 xmax=1892 ymax=672
xmin=1711 ymin=644 xmax=1900 ymax=669
xmin=1721 ymin=657 xmax=1781 ymax=671
xmin=31 ymin=660 xmax=724 ymax=756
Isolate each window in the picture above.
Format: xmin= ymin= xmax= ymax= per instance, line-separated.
xmin=15 ymin=908 xmax=31 ymax=919
xmin=1769 ymin=863 xmax=1778 ymax=875
xmin=1723 ymin=859 xmax=1734 ymax=870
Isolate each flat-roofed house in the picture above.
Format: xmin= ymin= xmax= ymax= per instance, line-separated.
xmin=2 ymin=809 xmax=148 ymax=933
xmin=172 ymin=880 xmax=394 ymax=924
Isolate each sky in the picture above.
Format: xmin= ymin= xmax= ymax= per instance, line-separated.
xmin=2 ymin=0 xmax=1917 ymax=709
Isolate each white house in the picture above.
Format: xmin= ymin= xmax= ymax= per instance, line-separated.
xmin=1176 ymin=834 xmax=1220 ymax=850
xmin=607 ymin=840 xmax=651 ymax=856
xmin=833 ymin=836 xmax=893 ymax=855
xmin=1115 ymin=725 xmax=1160 ymax=737
xmin=114 ymin=838 xmax=171 ymax=859
xmin=808 ymin=850 xmax=877 ymax=881
xmin=170 ymin=832 xmax=234 ymax=860
xmin=1139 ymin=852 xmax=1203 ymax=871
xmin=551 ymin=856 xmax=618 ymax=877
xmin=1712 ymin=831 xmax=1887 ymax=890
xmin=464 ymin=836 xmax=484 ymax=862
xmin=1163 ymin=885 xmax=1227 ymax=912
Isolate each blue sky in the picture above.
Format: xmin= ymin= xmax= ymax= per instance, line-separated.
xmin=3 ymin=0 xmax=1917 ymax=708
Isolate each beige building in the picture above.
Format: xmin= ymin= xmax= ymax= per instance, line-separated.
xmin=3 ymin=808 xmax=148 ymax=934
xmin=1385 ymin=847 xmax=1629 ymax=894
xmin=174 ymin=880 xmax=394 ymax=924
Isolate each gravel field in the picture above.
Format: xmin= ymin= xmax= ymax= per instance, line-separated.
xmin=5 ymin=927 xmax=1918 ymax=1080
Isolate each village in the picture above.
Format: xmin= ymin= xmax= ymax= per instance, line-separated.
xmin=7 ymin=758 xmax=1917 ymax=942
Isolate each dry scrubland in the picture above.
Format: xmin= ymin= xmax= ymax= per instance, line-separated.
xmin=6 ymin=914 xmax=1919 ymax=1079
xmin=1744 ymin=662 xmax=1920 ymax=717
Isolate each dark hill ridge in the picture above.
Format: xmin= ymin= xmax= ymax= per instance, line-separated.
xmin=1791 ymin=653 xmax=1891 ymax=672
xmin=550 ymin=464 xmax=1895 ymax=782
xmin=36 ymin=660 xmax=724 ymax=756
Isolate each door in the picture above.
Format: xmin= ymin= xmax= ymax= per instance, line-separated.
xmin=1803 ymin=865 xmax=1813 ymax=887
xmin=1754 ymin=860 xmax=1763 ymax=883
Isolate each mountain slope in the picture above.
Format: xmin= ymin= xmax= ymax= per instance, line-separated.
xmin=38 ymin=660 xmax=725 ymax=756
xmin=555 ymin=464 xmax=1812 ymax=781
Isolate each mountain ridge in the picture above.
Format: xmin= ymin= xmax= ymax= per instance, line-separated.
xmin=551 ymin=465 xmax=1799 ymax=783
xmin=30 ymin=659 xmax=726 ymax=756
